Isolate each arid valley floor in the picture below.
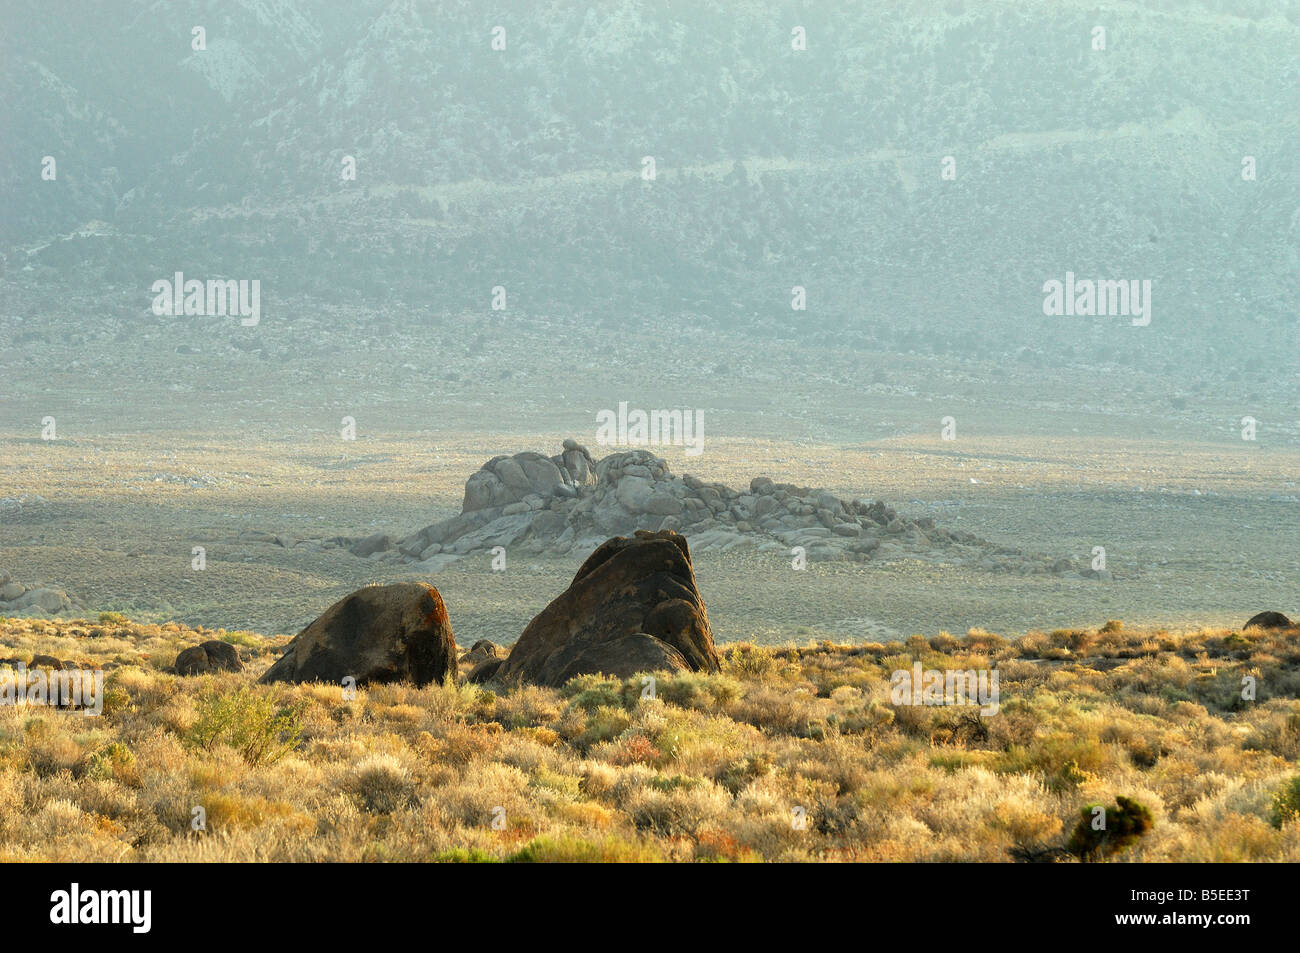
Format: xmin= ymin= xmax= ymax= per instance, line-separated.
xmin=2 ymin=420 xmax=1296 ymax=644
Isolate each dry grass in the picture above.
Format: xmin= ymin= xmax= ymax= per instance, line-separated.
xmin=1 ymin=615 xmax=1298 ymax=862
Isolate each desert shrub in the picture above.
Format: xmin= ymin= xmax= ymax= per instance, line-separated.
xmin=625 ymin=782 xmax=728 ymax=839
xmin=964 ymin=629 xmax=1007 ymax=653
xmin=904 ymin=635 xmax=930 ymax=655
xmin=1270 ymin=775 xmax=1300 ymax=829
xmin=186 ymin=686 xmax=304 ymax=766
xmin=218 ymin=630 xmax=261 ymax=648
xmin=490 ymin=685 xmax=562 ymax=728
xmin=507 ymin=834 xmax=662 ymax=863
xmin=722 ymin=643 xmax=777 ymax=679
xmin=653 ymin=672 xmax=741 ymax=710
xmin=1066 ymin=796 xmax=1154 ymax=862
xmin=890 ymin=700 xmax=937 ymax=740
xmin=345 ymin=754 xmax=414 ymax=814
xmin=1244 ymin=711 xmax=1300 ymax=761
xmin=561 ymin=675 xmax=625 ymax=712
xmin=727 ymin=683 xmax=826 ymax=736
xmin=431 ymin=848 xmax=499 ymax=862
xmin=929 ymin=632 xmax=962 ymax=653
xmin=1016 ymin=632 xmax=1048 ymax=658
xmin=577 ymin=705 xmax=632 ymax=750
xmin=606 ymin=734 xmax=661 ymax=766
xmin=714 ymin=753 xmax=772 ymax=794
xmin=430 ymin=722 xmax=504 ymax=764
xmin=97 ymin=612 xmax=128 ymax=625
xmin=23 ymin=732 xmax=86 ymax=778
xmin=85 ymin=742 xmax=139 ymax=787
xmin=1049 ymin=629 xmax=1094 ymax=654
xmin=200 ymin=793 xmax=309 ymax=833
xmin=1100 ymin=620 xmax=1124 ymax=634
xmin=831 ymin=698 xmax=894 ymax=738
xmin=528 ymin=765 xmax=582 ymax=798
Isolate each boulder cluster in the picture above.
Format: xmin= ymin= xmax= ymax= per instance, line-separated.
xmin=383 ymin=438 xmax=999 ymax=569
xmin=210 ymin=439 xmax=1096 ymax=577
xmin=0 ymin=570 xmax=80 ymax=616
xmin=173 ymin=639 xmax=244 ymax=676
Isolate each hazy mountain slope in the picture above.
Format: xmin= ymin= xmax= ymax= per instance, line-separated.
xmin=2 ymin=1 xmax=1297 ymax=374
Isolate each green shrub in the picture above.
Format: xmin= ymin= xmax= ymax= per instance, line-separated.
xmin=187 ymin=686 xmax=303 ymax=766
xmin=1066 ymin=795 xmax=1154 ymax=862
xmin=86 ymin=741 xmax=137 ymax=784
xmin=219 ymin=630 xmax=263 ymax=648
xmin=578 ymin=705 xmax=632 ymax=748
xmin=722 ymin=643 xmax=777 ymax=679
xmin=1270 ymin=775 xmax=1300 ymax=829
xmin=654 ymin=672 xmax=741 ymax=710
xmin=561 ymin=674 xmax=625 ymax=712
xmin=431 ymin=848 xmax=500 ymax=863
xmin=507 ymin=834 xmax=662 ymax=863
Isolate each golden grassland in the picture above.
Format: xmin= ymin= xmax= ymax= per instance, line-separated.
xmin=1 ymin=615 xmax=1298 ymax=862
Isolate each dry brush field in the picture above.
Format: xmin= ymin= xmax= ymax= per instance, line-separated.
xmin=2 ymin=614 xmax=1298 ymax=862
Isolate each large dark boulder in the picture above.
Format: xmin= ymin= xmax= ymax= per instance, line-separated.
xmin=259 ymin=583 xmax=456 ymax=687
xmin=1244 ymin=611 xmax=1293 ymax=631
xmin=495 ymin=530 xmax=719 ymax=686
xmin=174 ymin=640 xmax=244 ymax=675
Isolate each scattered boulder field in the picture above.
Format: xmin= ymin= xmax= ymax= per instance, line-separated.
xmin=218 ymin=438 xmax=1096 ymax=577
xmin=394 ymin=439 xmax=1004 ymax=569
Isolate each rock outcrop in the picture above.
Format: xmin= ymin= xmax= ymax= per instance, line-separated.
xmin=260 ymin=582 xmax=456 ymax=687
xmin=174 ymin=639 xmax=244 ymax=675
xmin=216 ymin=440 xmax=1078 ymax=577
xmin=387 ymin=438 xmax=1023 ymax=572
xmin=0 ymin=570 xmax=81 ymax=616
xmin=494 ymin=529 xmax=720 ymax=686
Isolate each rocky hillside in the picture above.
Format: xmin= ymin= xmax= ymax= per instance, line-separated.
xmin=4 ymin=0 xmax=1298 ymax=376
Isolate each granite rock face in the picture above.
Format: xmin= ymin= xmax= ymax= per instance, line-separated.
xmin=260 ymin=582 xmax=456 ymax=687
xmin=494 ymin=530 xmax=719 ymax=687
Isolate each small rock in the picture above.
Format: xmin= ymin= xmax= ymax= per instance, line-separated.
xmin=174 ymin=640 xmax=244 ymax=676
xmin=349 ymin=533 xmax=394 ymax=558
